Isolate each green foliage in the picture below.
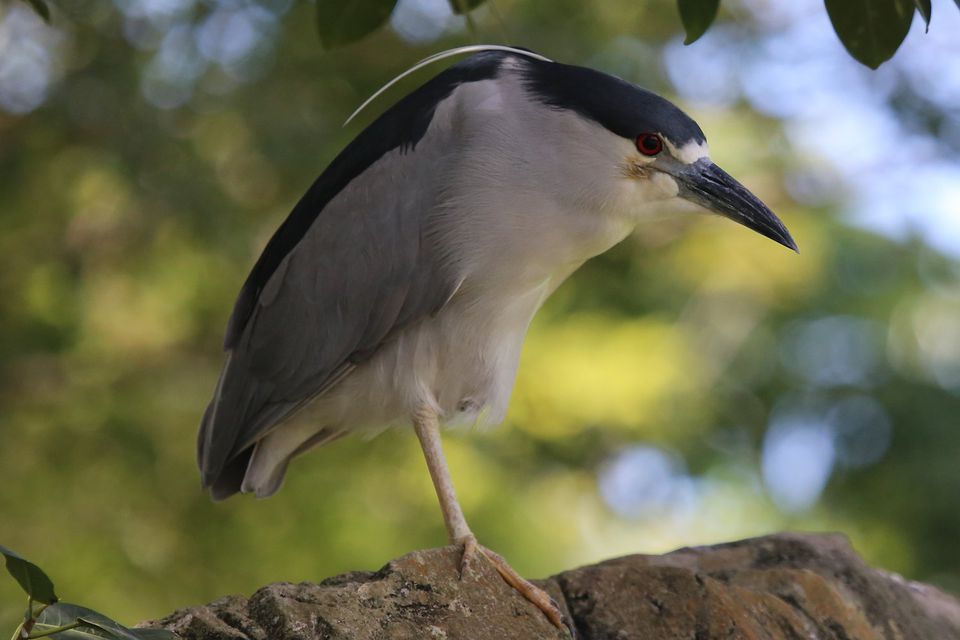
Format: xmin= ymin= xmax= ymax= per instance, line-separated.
xmin=316 ymin=0 xmax=399 ymax=48
xmin=310 ymin=0 xmax=955 ymax=68
xmin=0 ymin=546 xmax=57 ymax=605
xmin=677 ymin=0 xmax=719 ymax=45
xmin=448 ymin=0 xmax=487 ymax=15
xmin=677 ymin=0 xmax=951 ymax=66
xmin=19 ymin=0 xmax=49 ymax=23
xmin=33 ymin=604 xmax=173 ymax=640
xmin=824 ymin=0 xmax=917 ymax=68
xmin=1 ymin=548 xmax=174 ymax=640
xmin=914 ymin=0 xmax=932 ymax=28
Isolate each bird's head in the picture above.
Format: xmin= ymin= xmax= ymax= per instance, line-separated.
xmin=517 ymin=57 xmax=798 ymax=252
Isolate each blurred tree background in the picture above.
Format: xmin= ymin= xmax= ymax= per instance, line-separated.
xmin=2 ymin=0 xmax=959 ymax=631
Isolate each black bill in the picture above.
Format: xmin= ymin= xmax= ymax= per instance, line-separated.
xmin=676 ymin=159 xmax=798 ymax=252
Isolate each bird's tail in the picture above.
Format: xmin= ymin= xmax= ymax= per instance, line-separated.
xmin=239 ymin=427 xmax=346 ymax=498
xmin=198 ymin=353 xmax=344 ymax=500
xmin=197 ymin=352 xmax=274 ymax=500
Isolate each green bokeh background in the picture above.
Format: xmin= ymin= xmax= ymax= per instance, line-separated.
xmin=2 ymin=0 xmax=959 ymax=631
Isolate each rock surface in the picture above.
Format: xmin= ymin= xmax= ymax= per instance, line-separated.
xmin=147 ymin=533 xmax=960 ymax=639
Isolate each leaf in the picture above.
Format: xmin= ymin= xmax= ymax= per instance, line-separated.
xmin=21 ymin=0 xmax=51 ymax=22
xmin=315 ymin=0 xmax=399 ymax=48
xmin=128 ymin=631 xmax=178 ymax=640
xmin=35 ymin=604 xmax=130 ymax=639
xmin=913 ymin=0 xmax=931 ymax=29
xmin=447 ymin=0 xmax=486 ymax=14
xmin=677 ymin=0 xmax=721 ymax=45
xmin=824 ymin=0 xmax=915 ymax=69
xmin=0 ymin=545 xmax=58 ymax=604
xmin=34 ymin=603 xmax=177 ymax=640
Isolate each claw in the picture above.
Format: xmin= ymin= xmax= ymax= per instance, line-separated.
xmin=455 ymin=538 xmax=575 ymax=637
xmin=457 ymin=534 xmax=479 ymax=579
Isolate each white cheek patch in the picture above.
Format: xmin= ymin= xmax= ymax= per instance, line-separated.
xmin=666 ymin=139 xmax=710 ymax=165
xmin=650 ymin=172 xmax=680 ymax=198
xmin=623 ymin=171 xmax=679 ymax=209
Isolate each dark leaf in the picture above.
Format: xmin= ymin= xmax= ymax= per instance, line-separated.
xmin=0 ymin=545 xmax=58 ymax=604
xmin=824 ymin=0 xmax=915 ymax=69
xmin=31 ymin=625 xmax=107 ymax=640
xmin=34 ymin=603 xmax=176 ymax=640
xmin=128 ymin=630 xmax=178 ymax=640
xmin=677 ymin=0 xmax=720 ymax=45
xmin=35 ymin=604 xmax=127 ymax=639
xmin=447 ymin=0 xmax=485 ymax=14
xmin=315 ymin=0 xmax=399 ymax=48
xmin=913 ymin=0 xmax=931 ymax=29
xmin=22 ymin=0 xmax=50 ymax=22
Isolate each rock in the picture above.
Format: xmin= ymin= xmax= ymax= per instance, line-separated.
xmin=145 ymin=533 xmax=960 ymax=639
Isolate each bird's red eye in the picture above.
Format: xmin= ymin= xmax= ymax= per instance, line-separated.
xmin=636 ymin=133 xmax=663 ymax=156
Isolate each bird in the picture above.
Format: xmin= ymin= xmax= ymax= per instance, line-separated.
xmin=197 ymin=44 xmax=797 ymax=633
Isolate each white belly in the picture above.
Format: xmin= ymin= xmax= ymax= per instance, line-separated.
xmin=311 ymin=271 xmax=560 ymax=432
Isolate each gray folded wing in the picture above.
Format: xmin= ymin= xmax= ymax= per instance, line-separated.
xmin=198 ymin=143 xmax=461 ymax=493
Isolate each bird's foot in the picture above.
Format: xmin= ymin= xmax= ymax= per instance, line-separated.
xmin=456 ymin=535 xmax=575 ymax=637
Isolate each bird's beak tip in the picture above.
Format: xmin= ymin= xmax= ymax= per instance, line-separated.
xmin=757 ymin=223 xmax=799 ymax=254
xmin=776 ymin=229 xmax=800 ymax=254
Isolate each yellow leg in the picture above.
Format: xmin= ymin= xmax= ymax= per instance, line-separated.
xmin=412 ymin=407 xmax=574 ymax=636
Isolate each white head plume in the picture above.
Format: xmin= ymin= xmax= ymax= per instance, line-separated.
xmin=344 ymin=45 xmax=552 ymax=127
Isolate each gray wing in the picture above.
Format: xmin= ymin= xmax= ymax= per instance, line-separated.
xmin=197 ymin=142 xmax=461 ymax=494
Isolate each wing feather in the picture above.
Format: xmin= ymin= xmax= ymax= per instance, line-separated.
xmin=200 ymin=129 xmax=461 ymax=489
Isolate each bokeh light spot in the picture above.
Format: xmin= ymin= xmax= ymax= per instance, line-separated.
xmin=762 ymin=413 xmax=835 ymax=513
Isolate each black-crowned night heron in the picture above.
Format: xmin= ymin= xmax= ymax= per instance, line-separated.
xmin=198 ymin=45 xmax=796 ymax=632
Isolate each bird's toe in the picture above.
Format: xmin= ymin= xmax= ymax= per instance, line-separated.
xmin=455 ymin=534 xmax=480 ymax=580
xmin=477 ymin=543 xmax=575 ymax=637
